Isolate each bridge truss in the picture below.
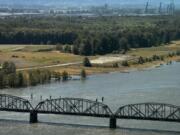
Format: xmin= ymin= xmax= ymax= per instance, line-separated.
xmin=0 ymin=94 xmax=180 ymax=127
xmin=115 ymin=103 xmax=180 ymax=122
xmin=0 ymin=94 xmax=33 ymax=112
xmin=35 ymin=98 xmax=113 ymax=117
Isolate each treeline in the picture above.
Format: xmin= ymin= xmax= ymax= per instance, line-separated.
xmin=72 ymin=29 xmax=178 ymax=55
xmin=0 ymin=61 xmax=52 ymax=88
xmin=57 ymin=28 xmax=179 ymax=56
xmin=1 ymin=16 xmax=180 ymax=55
xmin=0 ymin=31 xmax=77 ymax=45
xmin=0 ymin=61 xmax=87 ymax=89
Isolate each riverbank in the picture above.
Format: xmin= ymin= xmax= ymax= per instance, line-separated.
xmin=49 ymin=55 xmax=180 ymax=76
xmin=0 ymin=41 xmax=180 ymax=76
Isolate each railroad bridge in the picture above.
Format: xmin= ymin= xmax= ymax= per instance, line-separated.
xmin=0 ymin=94 xmax=180 ymax=128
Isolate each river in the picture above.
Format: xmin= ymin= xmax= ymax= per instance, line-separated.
xmin=0 ymin=62 xmax=180 ymax=135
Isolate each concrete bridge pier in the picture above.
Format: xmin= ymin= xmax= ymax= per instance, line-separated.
xmin=30 ymin=111 xmax=38 ymax=123
xmin=109 ymin=116 xmax=116 ymax=129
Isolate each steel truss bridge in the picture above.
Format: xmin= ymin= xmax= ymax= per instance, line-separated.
xmin=0 ymin=94 xmax=180 ymax=128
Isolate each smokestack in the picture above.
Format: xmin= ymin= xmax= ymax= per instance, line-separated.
xmin=145 ymin=0 xmax=149 ymax=14
xmin=159 ymin=2 xmax=162 ymax=14
xmin=169 ymin=0 xmax=175 ymax=15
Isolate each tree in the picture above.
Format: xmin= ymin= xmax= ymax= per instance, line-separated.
xmin=2 ymin=61 xmax=16 ymax=74
xmin=17 ymin=72 xmax=24 ymax=87
xmin=63 ymin=45 xmax=72 ymax=53
xmin=29 ymin=71 xmax=38 ymax=86
xmin=80 ymin=69 xmax=87 ymax=80
xmin=0 ymin=71 xmax=4 ymax=89
xmin=7 ymin=73 xmax=16 ymax=87
xmin=96 ymin=36 xmax=111 ymax=55
xmin=2 ymin=61 xmax=9 ymax=74
xmin=80 ymin=39 xmax=93 ymax=56
xmin=163 ymin=32 xmax=170 ymax=44
xmin=72 ymin=45 xmax=79 ymax=55
xmin=62 ymin=71 xmax=68 ymax=81
xmin=83 ymin=57 xmax=92 ymax=67
xmin=119 ymin=37 xmax=129 ymax=53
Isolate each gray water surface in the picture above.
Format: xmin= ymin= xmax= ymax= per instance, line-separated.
xmin=0 ymin=62 xmax=180 ymax=135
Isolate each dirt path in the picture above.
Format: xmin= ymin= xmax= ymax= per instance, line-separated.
xmin=17 ymin=55 xmax=133 ymax=71
xmin=17 ymin=62 xmax=82 ymax=71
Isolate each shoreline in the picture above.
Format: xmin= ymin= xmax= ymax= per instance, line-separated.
xmin=82 ymin=56 xmax=180 ymax=76
xmin=15 ymin=56 xmax=180 ymax=77
xmin=1 ymin=57 xmax=179 ymax=90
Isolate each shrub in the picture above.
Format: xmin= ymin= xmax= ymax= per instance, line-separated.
xmin=121 ymin=61 xmax=129 ymax=67
xmin=152 ymin=55 xmax=160 ymax=61
xmin=138 ymin=56 xmax=145 ymax=64
xmin=53 ymin=72 xmax=61 ymax=81
xmin=160 ymin=56 xmax=164 ymax=61
xmin=83 ymin=57 xmax=92 ymax=67
xmin=168 ymin=52 xmax=175 ymax=57
xmin=113 ymin=63 xmax=119 ymax=68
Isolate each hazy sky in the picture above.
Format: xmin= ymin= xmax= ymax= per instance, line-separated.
xmin=0 ymin=0 xmax=179 ymax=7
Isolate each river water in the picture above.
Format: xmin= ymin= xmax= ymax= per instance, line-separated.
xmin=0 ymin=62 xmax=180 ymax=135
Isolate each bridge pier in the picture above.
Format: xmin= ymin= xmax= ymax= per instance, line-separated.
xmin=30 ymin=111 xmax=38 ymax=123
xmin=109 ymin=116 xmax=116 ymax=129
